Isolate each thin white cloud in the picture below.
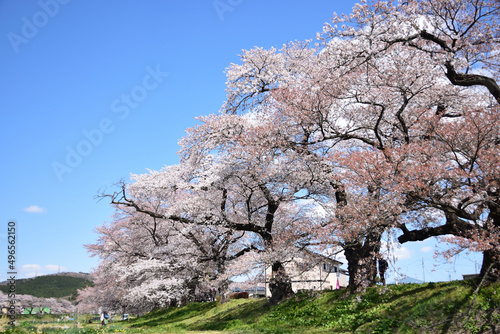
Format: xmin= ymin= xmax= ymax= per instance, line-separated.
xmin=421 ymin=246 xmax=433 ymax=253
xmin=21 ymin=264 xmax=42 ymax=272
xmin=381 ymin=240 xmax=412 ymax=260
xmin=23 ymin=272 xmax=40 ymax=279
xmin=23 ymin=205 xmax=46 ymax=213
xmin=20 ymin=264 xmax=67 ymax=278
xmin=394 ymin=246 xmax=412 ymax=260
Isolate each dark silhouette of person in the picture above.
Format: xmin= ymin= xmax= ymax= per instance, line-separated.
xmin=378 ymin=258 xmax=388 ymax=286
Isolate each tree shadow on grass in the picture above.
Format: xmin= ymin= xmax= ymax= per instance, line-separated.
xmin=130 ymin=301 xmax=217 ymax=328
xmin=189 ymin=299 xmax=269 ymax=331
xmin=394 ymin=282 xmax=495 ymax=333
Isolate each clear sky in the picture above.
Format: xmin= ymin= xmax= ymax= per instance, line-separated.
xmin=0 ymin=0 xmax=481 ymax=283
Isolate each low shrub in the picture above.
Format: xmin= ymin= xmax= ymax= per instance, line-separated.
xmin=230 ymin=292 xmax=250 ymax=299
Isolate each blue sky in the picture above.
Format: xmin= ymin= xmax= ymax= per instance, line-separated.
xmin=0 ymin=0 xmax=480 ymax=282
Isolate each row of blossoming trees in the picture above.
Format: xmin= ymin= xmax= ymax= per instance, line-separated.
xmin=78 ymin=0 xmax=499 ymax=313
xmin=0 ymin=292 xmax=74 ymax=314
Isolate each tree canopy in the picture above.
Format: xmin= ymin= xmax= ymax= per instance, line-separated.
xmin=81 ymin=0 xmax=500 ymax=312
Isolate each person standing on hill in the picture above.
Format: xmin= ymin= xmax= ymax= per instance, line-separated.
xmin=100 ymin=311 xmax=109 ymax=326
xmin=378 ymin=259 xmax=388 ymax=286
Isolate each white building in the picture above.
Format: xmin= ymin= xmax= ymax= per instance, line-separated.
xmin=265 ymin=250 xmax=348 ymax=297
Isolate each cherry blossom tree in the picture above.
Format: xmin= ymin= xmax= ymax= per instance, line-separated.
xmin=218 ymin=0 xmax=499 ymax=290
xmin=317 ymin=0 xmax=500 ymax=282
xmin=219 ymin=41 xmax=443 ymax=291
xmin=83 ymin=193 xmax=249 ymax=312
xmin=99 ymin=112 xmax=333 ymax=303
xmin=77 ymin=260 xmax=133 ymax=314
xmin=393 ymin=108 xmax=500 ymax=280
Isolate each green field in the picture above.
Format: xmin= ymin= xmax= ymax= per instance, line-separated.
xmin=2 ymin=280 xmax=499 ymax=333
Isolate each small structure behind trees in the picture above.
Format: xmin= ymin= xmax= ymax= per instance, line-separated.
xmin=265 ymin=250 xmax=348 ymax=298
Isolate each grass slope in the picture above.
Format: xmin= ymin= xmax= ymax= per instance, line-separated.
xmin=128 ymin=280 xmax=499 ymax=333
xmin=0 ymin=275 xmax=93 ymax=300
xmin=3 ymin=280 xmax=498 ymax=333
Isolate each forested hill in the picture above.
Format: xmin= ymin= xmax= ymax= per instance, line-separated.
xmin=0 ymin=273 xmax=93 ymax=300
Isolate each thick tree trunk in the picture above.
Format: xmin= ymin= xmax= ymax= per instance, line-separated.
xmin=268 ymin=261 xmax=294 ymax=304
xmin=333 ymin=186 xmax=383 ymax=293
xmin=480 ymin=248 xmax=500 ymax=282
xmin=482 ymin=188 xmax=500 ymax=283
xmin=217 ymin=279 xmax=230 ymax=304
xmin=344 ymin=231 xmax=382 ymax=294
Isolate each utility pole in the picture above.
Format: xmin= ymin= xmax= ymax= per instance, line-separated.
xmin=390 ymin=233 xmax=398 ymax=284
xmin=422 ymin=258 xmax=425 ymax=283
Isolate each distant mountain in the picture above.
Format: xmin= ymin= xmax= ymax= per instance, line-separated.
xmin=388 ymin=276 xmax=424 ymax=284
xmin=0 ymin=273 xmax=93 ymax=300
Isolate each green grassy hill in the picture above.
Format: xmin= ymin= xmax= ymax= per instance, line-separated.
xmin=3 ymin=280 xmax=498 ymax=333
xmin=0 ymin=275 xmax=93 ymax=300
xmin=126 ymin=279 xmax=499 ymax=333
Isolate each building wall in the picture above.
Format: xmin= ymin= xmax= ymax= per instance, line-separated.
xmin=265 ymin=259 xmax=348 ymax=297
